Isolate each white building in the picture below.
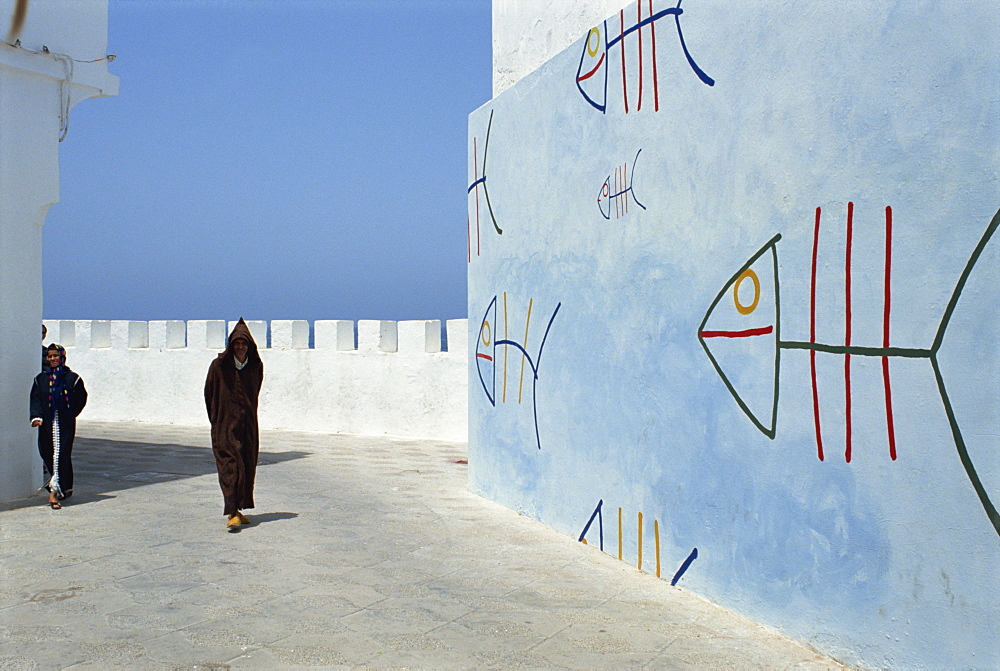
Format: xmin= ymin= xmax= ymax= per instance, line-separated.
xmin=0 ymin=0 xmax=117 ymax=503
xmin=493 ymin=0 xmax=623 ymax=95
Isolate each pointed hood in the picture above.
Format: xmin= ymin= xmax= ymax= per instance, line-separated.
xmin=222 ymin=318 xmax=261 ymax=367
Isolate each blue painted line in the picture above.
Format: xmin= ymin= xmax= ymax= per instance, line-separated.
xmin=607 ymin=8 xmax=682 ymax=49
xmin=495 ymin=339 xmax=535 ymax=372
xmin=674 ymin=9 xmax=715 ymax=86
xmin=671 ymin=547 xmax=698 ymax=586
xmin=476 ymin=296 xmax=497 ymax=407
xmin=493 ymin=301 xmax=561 ymax=451
xmin=578 ymin=499 xmax=604 ymax=551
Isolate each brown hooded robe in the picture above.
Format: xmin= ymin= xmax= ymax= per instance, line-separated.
xmin=204 ymin=319 xmax=263 ymax=516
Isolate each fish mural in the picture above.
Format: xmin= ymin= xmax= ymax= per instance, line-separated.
xmin=577 ymin=499 xmax=699 ymax=585
xmin=598 ymin=148 xmax=646 ymax=219
xmin=476 ymin=294 xmax=561 ymax=450
xmin=698 ymin=205 xmax=1000 ymax=535
xmin=467 ymin=109 xmax=501 ymax=261
xmin=576 ymin=0 xmax=715 ymax=114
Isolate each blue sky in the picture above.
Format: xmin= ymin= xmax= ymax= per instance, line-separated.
xmin=43 ymin=0 xmax=491 ymax=323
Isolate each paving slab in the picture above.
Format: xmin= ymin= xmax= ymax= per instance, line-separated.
xmin=0 ymin=421 xmax=846 ymax=669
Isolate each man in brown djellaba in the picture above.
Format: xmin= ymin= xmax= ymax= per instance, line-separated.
xmin=204 ymin=319 xmax=263 ymax=532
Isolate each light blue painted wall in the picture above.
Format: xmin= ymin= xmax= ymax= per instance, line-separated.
xmin=467 ymin=1 xmax=998 ymax=667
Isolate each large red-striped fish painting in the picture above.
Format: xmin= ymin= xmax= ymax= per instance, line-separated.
xmin=698 ymin=205 xmax=999 ymax=535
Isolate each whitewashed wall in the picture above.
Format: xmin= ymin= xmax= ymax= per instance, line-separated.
xmin=44 ymin=319 xmax=468 ymax=442
xmin=493 ymin=0 xmax=622 ymax=95
xmin=0 ymin=0 xmax=117 ymax=503
xmin=476 ymin=0 xmax=998 ymax=667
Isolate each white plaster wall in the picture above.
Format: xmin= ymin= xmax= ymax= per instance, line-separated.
xmin=0 ymin=0 xmax=117 ymax=503
xmin=44 ymin=319 xmax=469 ymax=442
xmin=0 ymin=72 xmax=58 ymax=501
xmin=493 ymin=0 xmax=623 ymax=95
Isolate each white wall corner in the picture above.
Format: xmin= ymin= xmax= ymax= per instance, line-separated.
xmin=359 ymin=320 xmax=398 ymax=353
xmin=399 ymin=319 xmax=441 ymax=353
xmin=57 ymin=320 xmax=76 ymax=347
xmin=42 ymin=319 xmax=58 ymax=345
xmin=69 ymin=320 xmax=90 ymax=349
xmin=90 ymin=320 xmax=111 ymax=348
xmin=188 ymin=320 xmax=226 ymax=350
xmin=446 ymin=319 xmax=468 ymax=354
xmin=148 ymin=320 xmax=167 ymax=349
xmin=165 ymin=321 xmax=186 ymax=348
xmin=112 ymin=320 xmax=148 ymax=349
xmin=149 ymin=320 xmax=186 ymax=349
xmin=314 ymin=320 xmax=355 ymax=350
xmin=271 ymin=320 xmax=309 ymax=350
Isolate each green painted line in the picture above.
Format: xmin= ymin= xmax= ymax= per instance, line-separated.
xmin=778 ymin=341 xmax=931 ymax=358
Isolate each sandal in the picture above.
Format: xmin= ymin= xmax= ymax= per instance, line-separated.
xmin=49 ymin=501 xmax=62 ymax=510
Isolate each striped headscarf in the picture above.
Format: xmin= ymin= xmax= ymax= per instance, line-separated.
xmin=44 ymin=344 xmax=71 ymax=419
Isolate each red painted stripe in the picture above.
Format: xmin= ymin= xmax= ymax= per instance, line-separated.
xmin=577 ymin=52 xmax=606 ymax=82
xmin=811 ymin=207 xmax=824 ymax=461
xmin=883 ymin=205 xmax=897 ymax=460
xmin=882 ymin=357 xmax=896 ymax=460
xmin=810 ymin=208 xmax=820 ymax=345
xmin=699 ymin=326 xmax=773 ymax=338
xmin=649 ymin=0 xmax=659 ymax=111
xmin=624 ymin=162 xmax=628 ymax=214
xmin=615 ymin=166 xmax=622 ymax=219
xmin=844 ymin=202 xmax=854 ymax=463
xmin=476 ymin=353 xmax=493 ymax=362
xmin=636 ymin=0 xmax=643 ymax=111
xmin=617 ymin=165 xmax=621 ymax=216
xmin=883 ymin=205 xmax=892 ymax=348
xmin=614 ymin=166 xmax=619 ymax=217
xmin=811 ymin=351 xmax=823 ymax=461
xmin=620 ymin=10 xmax=629 ymax=113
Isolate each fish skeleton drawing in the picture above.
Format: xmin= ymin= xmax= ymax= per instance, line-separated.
xmin=576 ymin=0 xmax=715 ymax=114
xmin=476 ymin=295 xmax=561 ymax=451
xmin=598 ymin=149 xmax=646 ymax=220
xmin=468 ymin=109 xmax=501 ymax=239
xmin=698 ymin=205 xmax=999 ymax=536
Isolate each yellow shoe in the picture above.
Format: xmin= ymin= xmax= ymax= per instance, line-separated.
xmin=226 ymin=515 xmax=242 ymax=532
xmin=237 ymin=512 xmax=250 ymax=525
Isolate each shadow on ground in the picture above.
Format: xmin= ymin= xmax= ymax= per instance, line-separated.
xmin=3 ymin=437 xmax=310 ymax=511
xmin=245 ymin=511 xmax=299 ymax=525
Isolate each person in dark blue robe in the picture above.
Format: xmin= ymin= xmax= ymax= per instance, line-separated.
xmin=30 ymin=344 xmax=87 ymax=509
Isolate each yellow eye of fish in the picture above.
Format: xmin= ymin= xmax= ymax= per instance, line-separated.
xmin=733 ymin=269 xmax=760 ymax=315
xmin=481 ymin=321 xmax=492 ymax=347
xmin=587 ymin=27 xmax=601 ymax=57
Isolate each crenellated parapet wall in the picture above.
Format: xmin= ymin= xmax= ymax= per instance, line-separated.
xmin=43 ymin=319 xmax=468 ymax=441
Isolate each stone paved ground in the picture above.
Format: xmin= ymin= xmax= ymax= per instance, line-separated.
xmin=0 ymin=421 xmax=845 ymax=669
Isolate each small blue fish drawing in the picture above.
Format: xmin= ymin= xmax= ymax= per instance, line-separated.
xmin=598 ymin=149 xmax=646 ymax=220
